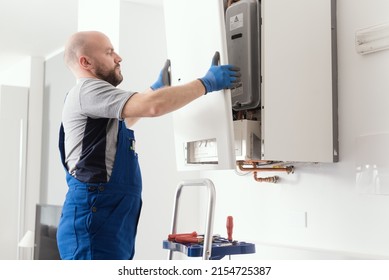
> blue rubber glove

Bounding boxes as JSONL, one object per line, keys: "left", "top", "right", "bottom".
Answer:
{"left": 199, "top": 52, "right": 241, "bottom": 94}
{"left": 150, "top": 59, "right": 171, "bottom": 90}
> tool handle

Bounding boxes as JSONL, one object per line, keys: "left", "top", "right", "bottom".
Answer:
{"left": 226, "top": 216, "right": 233, "bottom": 241}
{"left": 175, "top": 236, "right": 203, "bottom": 244}
{"left": 162, "top": 59, "right": 171, "bottom": 86}
{"left": 212, "top": 51, "right": 220, "bottom": 66}
{"left": 168, "top": 231, "right": 197, "bottom": 241}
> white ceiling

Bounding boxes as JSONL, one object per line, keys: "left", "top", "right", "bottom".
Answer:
{"left": 0, "top": 0, "right": 163, "bottom": 75}
{"left": 0, "top": 0, "right": 79, "bottom": 74}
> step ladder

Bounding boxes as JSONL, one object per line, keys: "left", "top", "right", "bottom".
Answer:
{"left": 167, "top": 179, "right": 216, "bottom": 260}
{"left": 164, "top": 178, "right": 256, "bottom": 260}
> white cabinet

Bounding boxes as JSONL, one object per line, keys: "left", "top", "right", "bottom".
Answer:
{"left": 164, "top": 0, "right": 236, "bottom": 171}
{"left": 163, "top": 0, "right": 338, "bottom": 171}
{"left": 261, "top": 0, "right": 338, "bottom": 162}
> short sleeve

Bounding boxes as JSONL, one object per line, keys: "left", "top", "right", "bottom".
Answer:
{"left": 79, "top": 79, "right": 135, "bottom": 119}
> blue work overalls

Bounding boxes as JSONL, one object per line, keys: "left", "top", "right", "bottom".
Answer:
{"left": 57, "top": 121, "right": 142, "bottom": 259}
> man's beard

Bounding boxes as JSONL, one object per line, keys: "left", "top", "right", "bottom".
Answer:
{"left": 95, "top": 65, "right": 123, "bottom": 87}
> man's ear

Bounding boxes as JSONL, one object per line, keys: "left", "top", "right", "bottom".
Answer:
{"left": 79, "top": 56, "right": 92, "bottom": 69}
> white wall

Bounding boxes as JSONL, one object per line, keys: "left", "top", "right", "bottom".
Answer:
{"left": 0, "top": 57, "right": 45, "bottom": 259}
{"left": 0, "top": 86, "right": 29, "bottom": 259}
{"left": 40, "top": 0, "right": 389, "bottom": 260}
{"left": 24, "top": 57, "right": 45, "bottom": 248}
{"left": 118, "top": 1, "right": 201, "bottom": 260}
{"left": 41, "top": 52, "right": 75, "bottom": 204}
{"left": 121, "top": 0, "right": 389, "bottom": 259}
{"left": 0, "top": 58, "right": 31, "bottom": 87}
{"left": 78, "top": 0, "right": 120, "bottom": 47}
{"left": 200, "top": 0, "right": 389, "bottom": 259}
{"left": 41, "top": 0, "right": 200, "bottom": 260}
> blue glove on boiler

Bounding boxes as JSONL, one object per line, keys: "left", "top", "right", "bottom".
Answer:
{"left": 199, "top": 52, "right": 241, "bottom": 94}
{"left": 150, "top": 59, "right": 171, "bottom": 90}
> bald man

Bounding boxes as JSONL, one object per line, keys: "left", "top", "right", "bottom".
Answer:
{"left": 56, "top": 31, "right": 240, "bottom": 260}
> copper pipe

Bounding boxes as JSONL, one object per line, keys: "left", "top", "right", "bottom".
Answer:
{"left": 253, "top": 173, "right": 278, "bottom": 183}
{"left": 237, "top": 160, "right": 294, "bottom": 174}
{"left": 236, "top": 160, "right": 294, "bottom": 183}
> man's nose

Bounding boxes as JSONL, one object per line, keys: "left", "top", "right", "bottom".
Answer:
{"left": 114, "top": 52, "right": 122, "bottom": 63}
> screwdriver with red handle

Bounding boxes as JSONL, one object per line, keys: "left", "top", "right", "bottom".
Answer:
{"left": 226, "top": 216, "right": 233, "bottom": 242}
{"left": 168, "top": 231, "right": 197, "bottom": 241}
{"left": 175, "top": 235, "right": 204, "bottom": 243}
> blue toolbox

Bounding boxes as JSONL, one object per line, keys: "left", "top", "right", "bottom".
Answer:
{"left": 163, "top": 237, "right": 255, "bottom": 260}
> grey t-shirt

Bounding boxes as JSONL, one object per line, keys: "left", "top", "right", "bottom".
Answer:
{"left": 62, "top": 78, "right": 136, "bottom": 183}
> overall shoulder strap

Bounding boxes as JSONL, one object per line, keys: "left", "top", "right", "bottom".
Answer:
{"left": 58, "top": 123, "right": 67, "bottom": 169}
